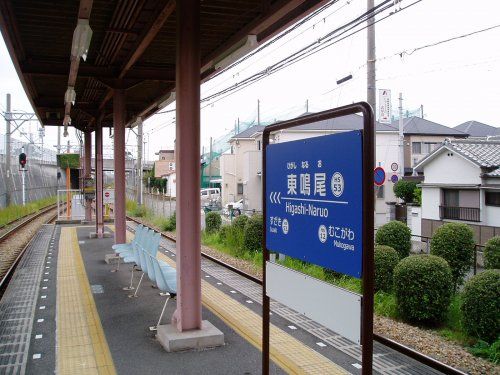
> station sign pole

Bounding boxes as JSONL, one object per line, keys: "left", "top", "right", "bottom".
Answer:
{"left": 262, "top": 102, "right": 374, "bottom": 374}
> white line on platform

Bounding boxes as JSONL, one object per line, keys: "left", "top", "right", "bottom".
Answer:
{"left": 288, "top": 325, "right": 297, "bottom": 330}
{"left": 282, "top": 197, "right": 348, "bottom": 205}
{"left": 41, "top": 295, "right": 47, "bottom": 299}
{"left": 39, "top": 306, "right": 46, "bottom": 310}
{"left": 316, "top": 342, "right": 326, "bottom": 347}
{"left": 37, "top": 319, "right": 44, "bottom": 323}
{"left": 352, "top": 363, "right": 362, "bottom": 369}
{"left": 35, "top": 334, "right": 43, "bottom": 339}
{"left": 33, "top": 354, "right": 41, "bottom": 359}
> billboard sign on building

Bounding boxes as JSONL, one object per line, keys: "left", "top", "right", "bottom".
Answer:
{"left": 379, "top": 89, "right": 392, "bottom": 124}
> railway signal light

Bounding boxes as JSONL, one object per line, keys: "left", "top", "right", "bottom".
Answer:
{"left": 19, "top": 152, "right": 27, "bottom": 168}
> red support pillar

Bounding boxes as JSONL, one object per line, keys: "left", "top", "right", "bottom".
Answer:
{"left": 172, "top": 0, "right": 202, "bottom": 331}
{"left": 84, "top": 131, "right": 92, "bottom": 222}
{"left": 95, "top": 120, "right": 104, "bottom": 238}
{"left": 113, "top": 89, "right": 127, "bottom": 245}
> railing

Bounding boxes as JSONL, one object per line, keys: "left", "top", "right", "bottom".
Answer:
{"left": 439, "top": 205, "right": 480, "bottom": 222}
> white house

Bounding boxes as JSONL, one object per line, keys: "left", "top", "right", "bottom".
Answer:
{"left": 415, "top": 139, "right": 500, "bottom": 244}
{"left": 220, "top": 114, "right": 400, "bottom": 226}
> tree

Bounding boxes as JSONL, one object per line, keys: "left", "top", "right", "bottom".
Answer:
{"left": 393, "top": 180, "right": 417, "bottom": 203}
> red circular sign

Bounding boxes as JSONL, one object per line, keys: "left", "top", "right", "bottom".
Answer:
{"left": 374, "top": 167, "right": 386, "bottom": 186}
{"left": 105, "top": 192, "right": 110, "bottom": 197}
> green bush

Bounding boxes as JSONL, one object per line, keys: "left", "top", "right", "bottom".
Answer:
{"left": 218, "top": 225, "right": 229, "bottom": 242}
{"left": 243, "top": 215, "right": 263, "bottom": 252}
{"left": 469, "top": 338, "right": 500, "bottom": 364}
{"left": 205, "top": 212, "right": 222, "bottom": 234}
{"left": 430, "top": 223, "right": 475, "bottom": 289}
{"left": 413, "top": 187, "right": 422, "bottom": 206}
{"left": 232, "top": 214, "right": 249, "bottom": 232}
{"left": 375, "top": 221, "right": 412, "bottom": 259}
{"left": 374, "top": 245, "right": 399, "bottom": 292}
{"left": 461, "top": 270, "right": 500, "bottom": 343}
{"left": 484, "top": 236, "right": 500, "bottom": 269}
{"left": 393, "top": 180, "right": 417, "bottom": 203}
{"left": 393, "top": 255, "right": 453, "bottom": 324}
{"left": 132, "top": 205, "right": 148, "bottom": 217}
{"left": 161, "top": 213, "right": 176, "bottom": 231}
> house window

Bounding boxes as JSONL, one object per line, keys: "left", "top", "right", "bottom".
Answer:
{"left": 237, "top": 183, "right": 244, "bottom": 195}
{"left": 485, "top": 191, "right": 500, "bottom": 206}
{"left": 375, "top": 185, "right": 385, "bottom": 199}
{"left": 442, "top": 189, "right": 459, "bottom": 207}
{"left": 412, "top": 142, "right": 421, "bottom": 154}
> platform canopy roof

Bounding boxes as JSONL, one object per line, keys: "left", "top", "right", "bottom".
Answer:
{"left": 0, "top": 0, "right": 326, "bottom": 132}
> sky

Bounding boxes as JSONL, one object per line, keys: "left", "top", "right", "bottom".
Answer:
{"left": 1, "top": 0, "right": 499, "bottom": 161}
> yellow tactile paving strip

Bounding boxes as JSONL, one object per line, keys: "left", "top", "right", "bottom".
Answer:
{"left": 155, "top": 250, "right": 347, "bottom": 374}
{"left": 56, "top": 227, "right": 116, "bottom": 375}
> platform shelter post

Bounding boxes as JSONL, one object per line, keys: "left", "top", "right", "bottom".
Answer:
{"left": 113, "top": 89, "right": 127, "bottom": 245}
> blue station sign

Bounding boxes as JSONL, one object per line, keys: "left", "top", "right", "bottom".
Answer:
{"left": 266, "top": 131, "right": 363, "bottom": 278}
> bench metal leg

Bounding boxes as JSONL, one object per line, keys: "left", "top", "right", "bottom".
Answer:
{"left": 149, "top": 294, "right": 170, "bottom": 331}
{"left": 123, "top": 266, "right": 136, "bottom": 291}
{"left": 110, "top": 255, "right": 120, "bottom": 273}
{"left": 129, "top": 272, "right": 144, "bottom": 298}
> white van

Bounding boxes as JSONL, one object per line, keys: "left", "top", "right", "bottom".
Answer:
{"left": 200, "top": 188, "right": 221, "bottom": 205}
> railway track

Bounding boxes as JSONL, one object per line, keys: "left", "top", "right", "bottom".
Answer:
{"left": 0, "top": 205, "right": 58, "bottom": 296}
{"left": 126, "top": 215, "right": 466, "bottom": 375}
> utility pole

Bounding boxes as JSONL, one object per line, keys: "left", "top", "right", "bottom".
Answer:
{"left": 5, "top": 94, "right": 11, "bottom": 206}
{"left": 137, "top": 118, "right": 143, "bottom": 205}
{"left": 306, "top": 99, "right": 309, "bottom": 113}
{"left": 399, "top": 93, "right": 405, "bottom": 178}
{"left": 367, "top": 0, "right": 376, "bottom": 112}
{"left": 208, "top": 136, "right": 213, "bottom": 188}
{"left": 257, "top": 99, "right": 260, "bottom": 126}
{"left": 20, "top": 146, "right": 26, "bottom": 206}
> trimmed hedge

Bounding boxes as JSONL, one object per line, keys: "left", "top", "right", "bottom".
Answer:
{"left": 393, "top": 255, "right": 453, "bottom": 324}
{"left": 218, "top": 225, "right": 230, "bottom": 242}
{"left": 243, "top": 215, "right": 263, "bottom": 252}
{"left": 430, "top": 223, "right": 475, "bottom": 289}
{"left": 374, "top": 245, "right": 399, "bottom": 292}
{"left": 375, "top": 221, "right": 412, "bottom": 259}
{"left": 461, "top": 270, "right": 500, "bottom": 343}
{"left": 484, "top": 236, "right": 500, "bottom": 269}
{"left": 205, "top": 212, "right": 222, "bottom": 234}
{"left": 232, "top": 215, "right": 249, "bottom": 232}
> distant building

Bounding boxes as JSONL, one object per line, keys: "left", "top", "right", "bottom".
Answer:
{"left": 391, "top": 117, "right": 468, "bottom": 175}
{"left": 220, "top": 114, "right": 400, "bottom": 226}
{"left": 454, "top": 120, "right": 500, "bottom": 139}
{"left": 415, "top": 139, "right": 500, "bottom": 244}
{"left": 155, "top": 149, "right": 175, "bottom": 178}
{"left": 164, "top": 171, "right": 177, "bottom": 198}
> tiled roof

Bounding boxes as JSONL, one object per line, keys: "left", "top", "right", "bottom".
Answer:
{"left": 447, "top": 140, "right": 500, "bottom": 168}
{"left": 454, "top": 121, "right": 500, "bottom": 137}
{"left": 484, "top": 169, "right": 500, "bottom": 178}
{"left": 392, "top": 117, "right": 468, "bottom": 136}
{"left": 414, "top": 139, "right": 500, "bottom": 175}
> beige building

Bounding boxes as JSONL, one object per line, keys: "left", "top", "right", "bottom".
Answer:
{"left": 154, "top": 149, "right": 175, "bottom": 178}
{"left": 220, "top": 114, "right": 401, "bottom": 226}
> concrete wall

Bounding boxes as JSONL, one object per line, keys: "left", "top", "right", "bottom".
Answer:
{"left": 0, "top": 154, "right": 62, "bottom": 208}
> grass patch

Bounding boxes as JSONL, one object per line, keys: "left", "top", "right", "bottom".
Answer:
{"left": 0, "top": 196, "right": 56, "bottom": 228}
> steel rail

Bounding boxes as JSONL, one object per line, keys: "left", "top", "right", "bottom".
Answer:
{"left": 0, "top": 204, "right": 57, "bottom": 243}
{"left": 0, "top": 209, "right": 58, "bottom": 298}
{"left": 125, "top": 215, "right": 467, "bottom": 375}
